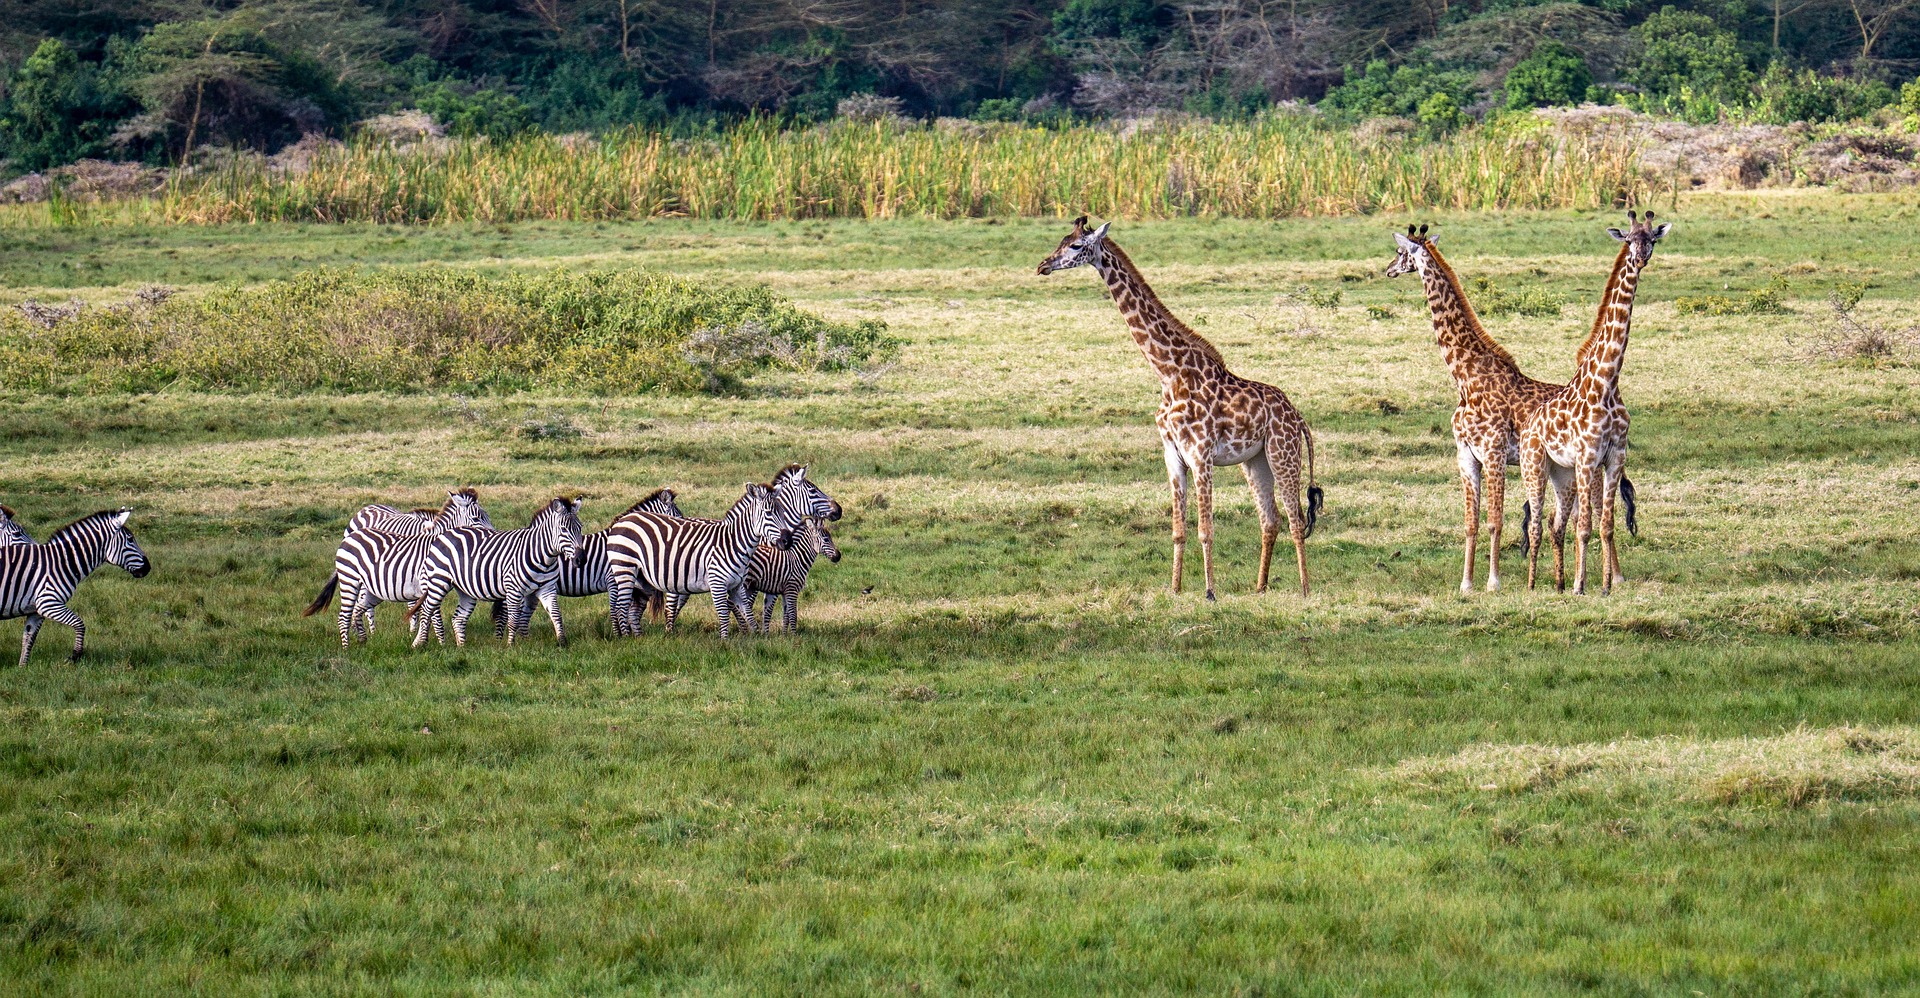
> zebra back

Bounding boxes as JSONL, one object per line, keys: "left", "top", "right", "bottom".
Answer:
{"left": 1, "top": 509, "right": 149, "bottom": 619}
{"left": 346, "top": 488, "right": 489, "bottom": 538}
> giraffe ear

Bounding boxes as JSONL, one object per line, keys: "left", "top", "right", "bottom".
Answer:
{"left": 1088, "top": 221, "right": 1110, "bottom": 243}
{"left": 1606, "top": 227, "right": 1628, "bottom": 241}
{"left": 1394, "top": 231, "right": 1417, "bottom": 250}
{"left": 1649, "top": 222, "right": 1671, "bottom": 240}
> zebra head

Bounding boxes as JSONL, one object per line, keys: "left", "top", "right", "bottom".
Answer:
{"left": 0, "top": 504, "right": 31, "bottom": 546}
{"left": 771, "top": 465, "right": 841, "bottom": 533}
{"left": 739, "top": 482, "right": 795, "bottom": 551}
{"left": 107, "top": 509, "right": 150, "bottom": 578}
{"left": 811, "top": 521, "right": 841, "bottom": 564}
{"left": 535, "top": 496, "right": 584, "bottom": 567}
{"left": 446, "top": 488, "right": 491, "bottom": 530}
{"left": 1036, "top": 215, "right": 1110, "bottom": 276}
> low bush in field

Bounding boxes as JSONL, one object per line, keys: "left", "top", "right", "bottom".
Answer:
{"left": 0, "top": 267, "right": 895, "bottom": 394}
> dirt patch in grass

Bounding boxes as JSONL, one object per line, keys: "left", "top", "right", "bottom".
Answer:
{"left": 1393, "top": 726, "right": 1920, "bottom": 808}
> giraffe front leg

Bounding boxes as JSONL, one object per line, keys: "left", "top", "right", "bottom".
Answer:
{"left": 1193, "top": 460, "right": 1217, "bottom": 601}
{"left": 1164, "top": 440, "right": 1189, "bottom": 594}
{"left": 18, "top": 613, "right": 42, "bottom": 667}
{"left": 1602, "top": 454, "right": 1627, "bottom": 592}
{"left": 1457, "top": 444, "right": 1483, "bottom": 594}
{"left": 1548, "top": 464, "right": 1574, "bottom": 592}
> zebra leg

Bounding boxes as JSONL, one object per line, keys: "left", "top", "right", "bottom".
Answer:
{"left": 335, "top": 582, "right": 358, "bottom": 648}
{"left": 412, "top": 582, "right": 447, "bottom": 648}
{"left": 663, "top": 592, "right": 684, "bottom": 633}
{"left": 18, "top": 613, "right": 42, "bottom": 667}
{"left": 453, "top": 594, "right": 476, "bottom": 647}
{"left": 756, "top": 592, "right": 774, "bottom": 633}
{"left": 783, "top": 589, "right": 799, "bottom": 633}
{"left": 711, "top": 582, "right": 736, "bottom": 639}
{"left": 732, "top": 585, "right": 760, "bottom": 636}
{"left": 538, "top": 585, "right": 565, "bottom": 647}
{"left": 36, "top": 599, "right": 85, "bottom": 662}
{"left": 492, "top": 600, "right": 509, "bottom": 639}
{"left": 608, "top": 581, "right": 633, "bottom": 637}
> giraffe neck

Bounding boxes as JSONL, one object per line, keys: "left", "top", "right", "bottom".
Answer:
{"left": 1414, "top": 246, "right": 1522, "bottom": 389}
{"left": 1090, "top": 241, "right": 1228, "bottom": 389}
{"left": 1569, "top": 243, "right": 1643, "bottom": 396}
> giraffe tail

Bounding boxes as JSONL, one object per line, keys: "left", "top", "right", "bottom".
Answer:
{"left": 302, "top": 574, "right": 337, "bottom": 617}
{"left": 1520, "top": 503, "right": 1532, "bottom": 553}
{"left": 1301, "top": 423, "right": 1324, "bottom": 540}
{"left": 1620, "top": 477, "right": 1638, "bottom": 536}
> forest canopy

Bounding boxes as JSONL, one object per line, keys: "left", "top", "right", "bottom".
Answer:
{"left": 2, "top": 0, "right": 1918, "bottom": 170}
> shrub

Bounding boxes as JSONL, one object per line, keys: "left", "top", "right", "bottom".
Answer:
{"left": 1676, "top": 275, "right": 1791, "bottom": 316}
{"left": 1416, "top": 92, "right": 1467, "bottom": 138}
{"left": 1320, "top": 60, "right": 1480, "bottom": 125}
{"left": 0, "top": 39, "right": 136, "bottom": 171}
{"left": 1469, "top": 276, "right": 1567, "bottom": 317}
{"left": 1627, "top": 7, "right": 1752, "bottom": 108}
{"left": 0, "top": 268, "right": 897, "bottom": 395}
{"left": 1747, "top": 66, "right": 1896, "bottom": 125}
{"left": 415, "top": 83, "right": 536, "bottom": 141}
{"left": 1504, "top": 43, "right": 1594, "bottom": 111}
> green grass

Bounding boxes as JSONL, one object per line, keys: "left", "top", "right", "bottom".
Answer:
{"left": 3, "top": 192, "right": 1919, "bottom": 994}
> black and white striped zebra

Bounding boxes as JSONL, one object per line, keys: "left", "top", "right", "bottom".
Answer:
{"left": 744, "top": 520, "right": 840, "bottom": 633}
{"left": 410, "top": 497, "right": 584, "bottom": 648}
{"left": 1, "top": 505, "right": 32, "bottom": 547}
{"left": 492, "top": 488, "right": 686, "bottom": 636}
{"left": 1, "top": 509, "right": 150, "bottom": 666}
{"left": 304, "top": 490, "right": 494, "bottom": 646}
{"left": 605, "top": 482, "right": 791, "bottom": 639}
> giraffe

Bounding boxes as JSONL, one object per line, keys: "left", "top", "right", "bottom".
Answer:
{"left": 1522, "top": 210, "right": 1669, "bottom": 595}
{"left": 1037, "top": 216, "right": 1323, "bottom": 598}
{"left": 1385, "top": 224, "right": 1568, "bottom": 593}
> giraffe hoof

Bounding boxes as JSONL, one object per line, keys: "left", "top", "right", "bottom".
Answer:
{"left": 1205, "top": 590, "right": 1216, "bottom": 602}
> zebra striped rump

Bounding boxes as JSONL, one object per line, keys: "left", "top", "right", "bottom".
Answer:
{"left": 1, "top": 508, "right": 150, "bottom": 666}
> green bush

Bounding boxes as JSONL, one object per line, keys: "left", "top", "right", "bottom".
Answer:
{"left": 1627, "top": 7, "right": 1752, "bottom": 112}
{"left": 0, "top": 39, "right": 136, "bottom": 170}
{"left": 1416, "top": 92, "right": 1467, "bottom": 138}
{"left": 1504, "top": 42, "right": 1593, "bottom": 111}
{"left": 1676, "top": 275, "right": 1791, "bottom": 316}
{"left": 0, "top": 268, "right": 897, "bottom": 395}
{"left": 1320, "top": 60, "right": 1480, "bottom": 125}
{"left": 1747, "top": 65, "right": 1895, "bottom": 125}
{"left": 1469, "top": 276, "right": 1567, "bottom": 317}
{"left": 416, "top": 83, "right": 536, "bottom": 141}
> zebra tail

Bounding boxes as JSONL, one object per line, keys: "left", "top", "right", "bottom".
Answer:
{"left": 302, "top": 574, "right": 338, "bottom": 617}
{"left": 1620, "top": 477, "right": 1638, "bottom": 537}
{"left": 1301, "top": 423, "right": 1324, "bottom": 540}
{"left": 405, "top": 593, "right": 427, "bottom": 624}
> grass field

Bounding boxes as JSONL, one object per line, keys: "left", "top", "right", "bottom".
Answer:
{"left": 2, "top": 192, "right": 1919, "bottom": 994}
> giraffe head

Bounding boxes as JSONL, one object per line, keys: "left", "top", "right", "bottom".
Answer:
{"left": 1385, "top": 223, "right": 1438, "bottom": 279}
{"left": 1607, "top": 210, "right": 1670, "bottom": 270}
{"left": 1036, "top": 215, "right": 1111, "bottom": 275}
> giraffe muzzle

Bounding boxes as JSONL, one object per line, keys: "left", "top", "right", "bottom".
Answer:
{"left": 1036, "top": 263, "right": 1052, "bottom": 276}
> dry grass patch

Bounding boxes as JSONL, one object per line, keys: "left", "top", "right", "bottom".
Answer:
{"left": 1394, "top": 725, "right": 1920, "bottom": 808}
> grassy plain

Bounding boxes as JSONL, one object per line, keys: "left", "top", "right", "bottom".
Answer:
{"left": 1, "top": 192, "right": 1918, "bottom": 994}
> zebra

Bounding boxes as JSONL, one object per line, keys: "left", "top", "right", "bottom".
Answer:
{"left": 346, "top": 488, "right": 495, "bottom": 538}
{"left": 303, "top": 490, "right": 493, "bottom": 646}
{"left": 605, "top": 482, "right": 791, "bottom": 639}
{"left": 1, "top": 505, "right": 32, "bottom": 546}
{"left": 493, "top": 488, "right": 685, "bottom": 637}
{"left": 1, "top": 509, "right": 150, "bottom": 666}
{"left": 743, "top": 519, "right": 841, "bottom": 633}
{"left": 410, "top": 497, "right": 584, "bottom": 648}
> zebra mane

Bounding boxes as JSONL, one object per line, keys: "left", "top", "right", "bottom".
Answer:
{"left": 454, "top": 487, "right": 479, "bottom": 498}
{"left": 410, "top": 507, "right": 441, "bottom": 515}
{"left": 620, "top": 488, "right": 674, "bottom": 516}
{"left": 45, "top": 509, "right": 125, "bottom": 544}
{"left": 1, "top": 504, "right": 13, "bottom": 517}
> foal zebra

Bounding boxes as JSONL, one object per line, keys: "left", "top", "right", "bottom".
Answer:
{"left": 1, "top": 509, "right": 150, "bottom": 666}
{"left": 410, "top": 497, "right": 584, "bottom": 648}
{"left": 743, "top": 520, "right": 841, "bottom": 633}
{"left": 304, "top": 490, "right": 493, "bottom": 646}
{"left": 605, "top": 483, "right": 791, "bottom": 639}
{"left": 1, "top": 505, "right": 31, "bottom": 546}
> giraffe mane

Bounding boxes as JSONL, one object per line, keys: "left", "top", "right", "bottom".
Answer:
{"left": 1419, "top": 239, "right": 1519, "bottom": 369}
{"left": 1100, "top": 241, "right": 1228, "bottom": 368}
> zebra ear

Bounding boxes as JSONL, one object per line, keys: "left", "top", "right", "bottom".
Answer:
{"left": 111, "top": 509, "right": 131, "bottom": 527}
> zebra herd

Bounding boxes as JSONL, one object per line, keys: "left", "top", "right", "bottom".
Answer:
{"left": 303, "top": 464, "right": 845, "bottom": 648}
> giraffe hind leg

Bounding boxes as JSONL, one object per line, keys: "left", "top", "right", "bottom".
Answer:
{"left": 1241, "top": 457, "right": 1281, "bottom": 595}
{"left": 1164, "top": 441, "right": 1189, "bottom": 594}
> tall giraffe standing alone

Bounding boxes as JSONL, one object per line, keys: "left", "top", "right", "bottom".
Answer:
{"left": 1386, "top": 225, "right": 1570, "bottom": 592}
{"left": 1038, "top": 217, "right": 1323, "bottom": 598}
{"left": 1522, "top": 211, "right": 1669, "bottom": 595}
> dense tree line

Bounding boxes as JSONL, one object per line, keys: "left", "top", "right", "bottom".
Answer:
{"left": 2, "top": 0, "right": 1917, "bottom": 171}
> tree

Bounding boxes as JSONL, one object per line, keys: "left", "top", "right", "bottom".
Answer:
{"left": 0, "top": 38, "right": 133, "bottom": 169}
{"left": 1504, "top": 41, "right": 1592, "bottom": 109}
{"left": 1627, "top": 6, "right": 1752, "bottom": 103}
{"left": 1841, "top": 0, "right": 1920, "bottom": 67}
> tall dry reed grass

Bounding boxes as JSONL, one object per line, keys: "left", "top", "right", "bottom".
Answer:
{"left": 163, "top": 116, "right": 1648, "bottom": 224}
